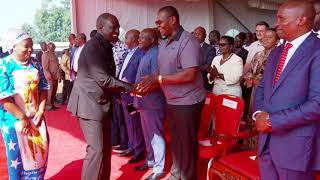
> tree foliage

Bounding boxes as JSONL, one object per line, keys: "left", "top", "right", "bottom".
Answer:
{"left": 22, "top": 0, "right": 71, "bottom": 43}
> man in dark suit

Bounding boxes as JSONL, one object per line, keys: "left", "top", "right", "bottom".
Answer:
{"left": 67, "top": 13, "right": 133, "bottom": 180}
{"left": 254, "top": 1, "right": 320, "bottom": 179}
{"left": 193, "top": 26, "right": 216, "bottom": 91}
{"left": 118, "top": 29, "right": 145, "bottom": 163}
{"left": 35, "top": 42, "right": 47, "bottom": 64}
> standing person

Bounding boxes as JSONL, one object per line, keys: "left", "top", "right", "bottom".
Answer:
{"left": 110, "top": 21, "right": 128, "bottom": 149}
{"left": 0, "top": 28, "right": 49, "bottom": 180}
{"left": 193, "top": 26, "right": 216, "bottom": 92}
{"left": 244, "top": 21, "right": 269, "bottom": 73}
{"left": 243, "top": 32, "right": 255, "bottom": 49}
{"left": 254, "top": 1, "right": 320, "bottom": 179}
{"left": 117, "top": 29, "right": 145, "bottom": 163}
{"left": 90, "top": 30, "right": 97, "bottom": 39}
{"left": 42, "top": 42, "right": 60, "bottom": 111}
{"left": 208, "top": 30, "right": 221, "bottom": 56}
{"left": 67, "top": 13, "right": 133, "bottom": 180}
{"left": 137, "top": 6, "right": 206, "bottom": 179}
{"left": 234, "top": 34, "right": 249, "bottom": 64}
{"left": 70, "top": 33, "right": 87, "bottom": 80}
{"left": 134, "top": 28, "right": 166, "bottom": 180}
{"left": 59, "top": 48, "right": 72, "bottom": 104}
{"left": 36, "top": 42, "right": 47, "bottom": 64}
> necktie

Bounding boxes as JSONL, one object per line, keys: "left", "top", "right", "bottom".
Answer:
{"left": 273, "top": 43, "right": 293, "bottom": 85}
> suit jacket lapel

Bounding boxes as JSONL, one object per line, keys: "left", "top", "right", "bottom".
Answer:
{"left": 272, "top": 33, "right": 316, "bottom": 95}
{"left": 122, "top": 49, "right": 139, "bottom": 76}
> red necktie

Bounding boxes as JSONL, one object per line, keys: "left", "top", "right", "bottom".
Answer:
{"left": 273, "top": 43, "right": 293, "bottom": 85}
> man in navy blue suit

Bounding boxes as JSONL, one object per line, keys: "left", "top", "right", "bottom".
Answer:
{"left": 254, "top": 1, "right": 320, "bottom": 179}
{"left": 118, "top": 29, "right": 145, "bottom": 164}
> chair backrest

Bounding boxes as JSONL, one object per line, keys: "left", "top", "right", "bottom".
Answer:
{"left": 198, "top": 92, "right": 216, "bottom": 140}
{"left": 214, "top": 94, "right": 244, "bottom": 137}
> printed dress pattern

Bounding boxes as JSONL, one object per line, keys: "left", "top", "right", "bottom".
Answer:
{"left": 0, "top": 56, "right": 49, "bottom": 180}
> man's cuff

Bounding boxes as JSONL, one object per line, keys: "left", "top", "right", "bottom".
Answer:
{"left": 252, "top": 111, "right": 262, "bottom": 121}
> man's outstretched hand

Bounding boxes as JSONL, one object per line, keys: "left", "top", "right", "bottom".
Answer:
{"left": 136, "top": 74, "right": 159, "bottom": 94}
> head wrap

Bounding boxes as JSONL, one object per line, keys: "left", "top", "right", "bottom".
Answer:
{"left": 1, "top": 28, "right": 31, "bottom": 54}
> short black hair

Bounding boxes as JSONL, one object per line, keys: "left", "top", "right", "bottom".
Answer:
{"left": 221, "top": 36, "right": 234, "bottom": 45}
{"left": 90, "top": 30, "right": 97, "bottom": 38}
{"left": 256, "top": 21, "right": 270, "bottom": 29}
{"left": 210, "top": 30, "right": 220, "bottom": 38}
{"left": 237, "top": 32, "right": 247, "bottom": 41}
{"left": 158, "top": 6, "right": 180, "bottom": 23}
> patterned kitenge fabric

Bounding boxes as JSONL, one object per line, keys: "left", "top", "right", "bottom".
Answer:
{"left": 0, "top": 56, "right": 49, "bottom": 180}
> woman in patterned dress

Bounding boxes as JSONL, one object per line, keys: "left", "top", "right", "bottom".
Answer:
{"left": 0, "top": 29, "right": 49, "bottom": 179}
{"left": 243, "top": 29, "right": 279, "bottom": 150}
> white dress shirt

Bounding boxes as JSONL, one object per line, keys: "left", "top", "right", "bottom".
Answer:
{"left": 119, "top": 47, "right": 138, "bottom": 81}
{"left": 73, "top": 44, "right": 85, "bottom": 72}
{"left": 245, "top": 40, "right": 264, "bottom": 64}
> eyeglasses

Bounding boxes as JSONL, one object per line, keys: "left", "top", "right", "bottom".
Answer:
{"left": 219, "top": 43, "right": 230, "bottom": 47}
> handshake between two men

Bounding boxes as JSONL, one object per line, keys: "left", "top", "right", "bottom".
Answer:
{"left": 125, "top": 74, "right": 160, "bottom": 98}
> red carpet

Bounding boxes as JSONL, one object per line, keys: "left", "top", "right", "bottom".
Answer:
{"left": 0, "top": 105, "right": 207, "bottom": 180}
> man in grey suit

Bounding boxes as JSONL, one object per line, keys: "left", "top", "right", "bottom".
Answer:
{"left": 193, "top": 26, "right": 216, "bottom": 91}
{"left": 67, "top": 13, "right": 133, "bottom": 180}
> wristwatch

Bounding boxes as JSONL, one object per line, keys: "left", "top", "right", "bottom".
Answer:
{"left": 158, "top": 75, "right": 163, "bottom": 84}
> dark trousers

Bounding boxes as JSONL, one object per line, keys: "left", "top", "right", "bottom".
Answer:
{"left": 79, "top": 117, "right": 111, "bottom": 180}
{"left": 167, "top": 101, "right": 204, "bottom": 180}
{"left": 241, "top": 83, "right": 252, "bottom": 120}
{"left": 61, "top": 80, "right": 73, "bottom": 102}
{"left": 47, "top": 79, "right": 58, "bottom": 107}
{"left": 111, "top": 96, "right": 128, "bottom": 147}
{"left": 259, "top": 137, "right": 315, "bottom": 180}
{"left": 121, "top": 99, "right": 145, "bottom": 156}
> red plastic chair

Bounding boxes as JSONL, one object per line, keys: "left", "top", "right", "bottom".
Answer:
{"left": 209, "top": 150, "right": 260, "bottom": 180}
{"left": 198, "top": 92, "right": 216, "bottom": 140}
{"left": 199, "top": 94, "right": 251, "bottom": 179}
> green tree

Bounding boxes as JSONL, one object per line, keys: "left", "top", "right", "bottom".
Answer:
{"left": 34, "top": 0, "right": 71, "bottom": 42}
{"left": 21, "top": 23, "right": 41, "bottom": 44}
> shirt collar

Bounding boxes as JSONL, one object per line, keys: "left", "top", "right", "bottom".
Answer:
{"left": 287, "top": 31, "right": 311, "bottom": 48}
{"left": 200, "top": 42, "right": 204, "bottom": 47}
{"left": 172, "top": 26, "right": 184, "bottom": 41}
{"left": 128, "top": 46, "right": 138, "bottom": 53}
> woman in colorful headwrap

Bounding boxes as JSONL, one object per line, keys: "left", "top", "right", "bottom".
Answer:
{"left": 0, "top": 28, "right": 49, "bottom": 179}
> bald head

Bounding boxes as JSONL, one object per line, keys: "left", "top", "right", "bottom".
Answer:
{"left": 138, "top": 28, "right": 158, "bottom": 51}
{"left": 125, "top": 29, "right": 140, "bottom": 49}
{"left": 276, "top": 0, "right": 315, "bottom": 41}
{"left": 96, "top": 13, "right": 120, "bottom": 42}
{"left": 193, "top": 26, "right": 206, "bottom": 43}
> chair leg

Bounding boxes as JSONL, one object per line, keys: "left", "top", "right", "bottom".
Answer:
{"left": 207, "top": 158, "right": 214, "bottom": 180}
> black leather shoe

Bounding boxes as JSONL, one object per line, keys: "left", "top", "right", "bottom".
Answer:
{"left": 144, "top": 172, "right": 165, "bottom": 180}
{"left": 128, "top": 153, "right": 144, "bottom": 164}
{"left": 134, "top": 164, "right": 149, "bottom": 171}
{"left": 119, "top": 150, "right": 133, "bottom": 157}
{"left": 113, "top": 145, "right": 129, "bottom": 153}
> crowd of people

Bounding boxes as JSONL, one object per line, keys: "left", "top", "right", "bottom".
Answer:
{"left": 0, "top": 0, "right": 320, "bottom": 180}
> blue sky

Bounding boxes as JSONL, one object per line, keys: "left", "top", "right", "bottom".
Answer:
{"left": 0, "top": 0, "right": 42, "bottom": 34}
